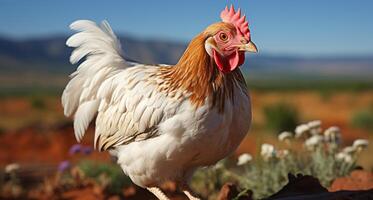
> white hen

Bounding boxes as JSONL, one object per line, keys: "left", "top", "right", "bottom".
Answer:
{"left": 62, "top": 5, "right": 257, "bottom": 200}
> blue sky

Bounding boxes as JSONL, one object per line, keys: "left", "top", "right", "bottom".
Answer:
{"left": 1, "top": 0, "right": 373, "bottom": 56}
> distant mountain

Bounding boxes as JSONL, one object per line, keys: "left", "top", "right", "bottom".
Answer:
{"left": 0, "top": 35, "right": 372, "bottom": 87}
{"left": 0, "top": 35, "right": 187, "bottom": 75}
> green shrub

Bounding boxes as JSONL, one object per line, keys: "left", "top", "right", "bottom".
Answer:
{"left": 0, "top": 126, "right": 4, "bottom": 135}
{"left": 319, "top": 90, "right": 332, "bottom": 102}
{"left": 191, "top": 121, "right": 368, "bottom": 199}
{"left": 77, "top": 160, "right": 132, "bottom": 194}
{"left": 351, "top": 110, "right": 373, "bottom": 131}
{"left": 191, "top": 160, "right": 233, "bottom": 200}
{"left": 263, "top": 102, "right": 299, "bottom": 132}
{"left": 233, "top": 147, "right": 355, "bottom": 199}
{"left": 29, "top": 97, "right": 46, "bottom": 110}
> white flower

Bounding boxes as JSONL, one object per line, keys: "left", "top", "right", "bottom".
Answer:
{"left": 353, "top": 139, "right": 369, "bottom": 149}
{"left": 325, "top": 126, "right": 340, "bottom": 134}
{"left": 295, "top": 124, "right": 310, "bottom": 138}
{"left": 308, "top": 120, "right": 321, "bottom": 129}
{"left": 305, "top": 135, "right": 324, "bottom": 149}
{"left": 5, "top": 163, "right": 20, "bottom": 173}
{"left": 276, "top": 149, "right": 290, "bottom": 159}
{"left": 344, "top": 155, "right": 353, "bottom": 163}
{"left": 308, "top": 120, "right": 322, "bottom": 135}
{"left": 335, "top": 152, "right": 344, "bottom": 160}
{"left": 261, "top": 143, "right": 276, "bottom": 160}
{"left": 278, "top": 131, "right": 293, "bottom": 141}
{"left": 342, "top": 146, "right": 356, "bottom": 154}
{"left": 336, "top": 152, "right": 353, "bottom": 163}
{"left": 324, "top": 126, "right": 341, "bottom": 144}
{"left": 237, "top": 153, "right": 252, "bottom": 166}
{"left": 214, "top": 160, "right": 225, "bottom": 169}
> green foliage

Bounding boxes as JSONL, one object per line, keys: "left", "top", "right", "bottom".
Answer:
{"left": 244, "top": 77, "right": 373, "bottom": 92}
{"left": 351, "top": 109, "right": 373, "bottom": 131}
{"left": 29, "top": 96, "right": 46, "bottom": 110}
{"left": 319, "top": 90, "right": 332, "bottom": 102}
{"left": 191, "top": 122, "right": 367, "bottom": 199}
{"left": 191, "top": 160, "right": 233, "bottom": 200}
{"left": 0, "top": 86, "right": 62, "bottom": 98}
{"left": 263, "top": 102, "right": 299, "bottom": 132}
{"left": 234, "top": 147, "right": 355, "bottom": 199}
{"left": 0, "top": 126, "right": 4, "bottom": 135}
{"left": 77, "top": 160, "right": 132, "bottom": 194}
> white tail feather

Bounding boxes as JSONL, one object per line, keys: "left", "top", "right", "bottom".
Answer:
{"left": 73, "top": 100, "right": 99, "bottom": 142}
{"left": 62, "top": 20, "right": 128, "bottom": 142}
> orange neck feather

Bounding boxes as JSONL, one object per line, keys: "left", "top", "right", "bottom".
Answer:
{"left": 160, "top": 33, "right": 247, "bottom": 111}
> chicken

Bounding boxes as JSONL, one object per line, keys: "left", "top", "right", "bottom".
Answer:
{"left": 62, "top": 5, "right": 257, "bottom": 200}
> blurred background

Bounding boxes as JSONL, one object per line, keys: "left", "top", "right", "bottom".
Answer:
{"left": 0, "top": 0, "right": 372, "bottom": 199}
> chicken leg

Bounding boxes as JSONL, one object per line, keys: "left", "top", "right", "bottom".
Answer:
{"left": 147, "top": 187, "right": 170, "bottom": 200}
{"left": 181, "top": 184, "right": 201, "bottom": 200}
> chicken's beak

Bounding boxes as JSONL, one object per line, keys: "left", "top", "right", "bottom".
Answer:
{"left": 239, "top": 41, "right": 258, "bottom": 53}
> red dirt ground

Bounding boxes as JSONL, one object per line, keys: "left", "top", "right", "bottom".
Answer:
{"left": 0, "top": 124, "right": 110, "bottom": 165}
{"left": 330, "top": 170, "right": 373, "bottom": 192}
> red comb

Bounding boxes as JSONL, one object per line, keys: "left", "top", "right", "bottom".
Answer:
{"left": 220, "top": 5, "right": 250, "bottom": 40}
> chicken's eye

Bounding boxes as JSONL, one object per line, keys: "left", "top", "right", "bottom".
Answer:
{"left": 219, "top": 32, "right": 229, "bottom": 42}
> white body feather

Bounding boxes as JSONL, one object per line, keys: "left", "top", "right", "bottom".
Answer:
{"left": 62, "top": 20, "right": 251, "bottom": 187}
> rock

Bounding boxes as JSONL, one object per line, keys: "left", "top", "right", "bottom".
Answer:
{"left": 268, "top": 173, "right": 328, "bottom": 199}
{"left": 330, "top": 170, "right": 373, "bottom": 192}
{"left": 266, "top": 173, "right": 373, "bottom": 200}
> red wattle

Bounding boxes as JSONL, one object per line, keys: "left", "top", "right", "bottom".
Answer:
{"left": 213, "top": 49, "right": 245, "bottom": 73}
